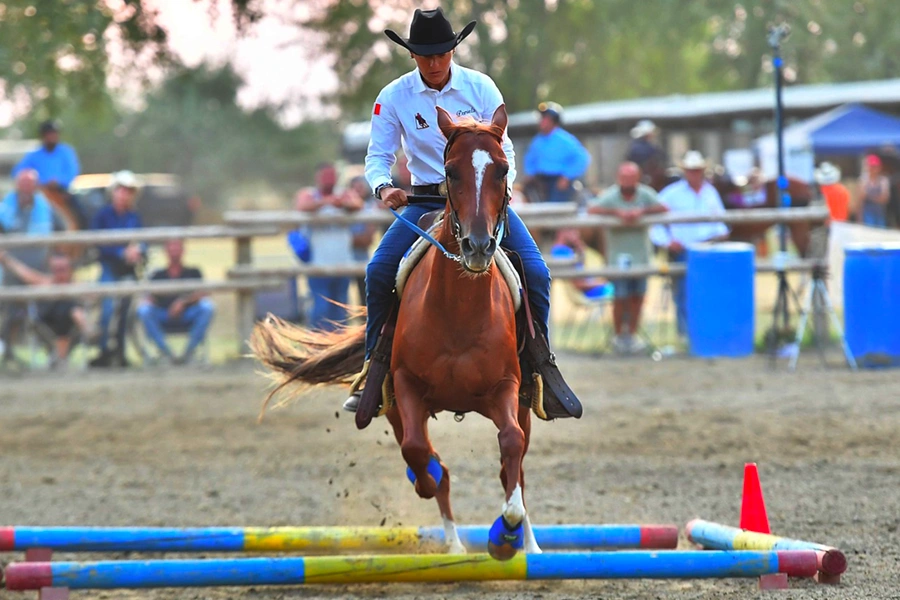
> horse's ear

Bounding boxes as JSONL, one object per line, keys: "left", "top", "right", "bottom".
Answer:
{"left": 491, "top": 104, "right": 508, "bottom": 134}
{"left": 436, "top": 106, "right": 455, "bottom": 138}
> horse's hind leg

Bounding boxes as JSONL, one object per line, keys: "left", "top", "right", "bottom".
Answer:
{"left": 392, "top": 372, "right": 465, "bottom": 554}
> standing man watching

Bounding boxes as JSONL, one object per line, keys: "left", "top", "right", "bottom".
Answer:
{"left": 523, "top": 102, "right": 591, "bottom": 203}
{"left": 650, "top": 151, "right": 729, "bottom": 337}
{"left": 346, "top": 7, "right": 580, "bottom": 420}
{"left": 295, "top": 163, "right": 364, "bottom": 330}
{"left": 626, "top": 119, "right": 669, "bottom": 189}
{"left": 90, "top": 170, "right": 144, "bottom": 368}
{"left": 13, "top": 120, "right": 82, "bottom": 226}
{"left": 589, "top": 162, "right": 667, "bottom": 353}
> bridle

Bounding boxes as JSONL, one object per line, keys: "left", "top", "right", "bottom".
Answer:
{"left": 442, "top": 128, "right": 511, "bottom": 249}
{"left": 388, "top": 127, "right": 510, "bottom": 266}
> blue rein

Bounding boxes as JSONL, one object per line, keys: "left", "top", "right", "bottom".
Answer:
{"left": 389, "top": 206, "right": 462, "bottom": 263}
{"left": 389, "top": 193, "right": 505, "bottom": 263}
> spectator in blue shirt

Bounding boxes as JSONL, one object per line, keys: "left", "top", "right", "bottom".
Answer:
{"left": 0, "top": 169, "right": 64, "bottom": 362}
{"left": 13, "top": 120, "right": 84, "bottom": 225}
{"left": 89, "top": 170, "right": 144, "bottom": 368}
{"left": 523, "top": 102, "right": 591, "bottom": 203}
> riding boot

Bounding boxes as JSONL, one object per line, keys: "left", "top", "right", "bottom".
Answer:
{"left": 345, "top": 304, "right": 398, "bottom": 429}
{"left": 520, "top": 318, "right": 583, "bottom": 421}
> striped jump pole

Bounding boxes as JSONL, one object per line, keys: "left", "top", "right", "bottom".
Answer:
{"left": 4, "top": 551, "right": 820, "bottom": 590}
{"left": 0, "top": 524, "right": 677, "bottom": 554}
{"left": 686, "top": 519, "right": 847, "bottom": 584}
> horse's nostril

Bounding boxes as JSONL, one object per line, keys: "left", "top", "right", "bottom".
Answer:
{"left": 462, "top": 236, "right": 495, "bottom": 256}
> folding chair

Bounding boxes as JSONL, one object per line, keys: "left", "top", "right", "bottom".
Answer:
{"left": 556, "top": 279, "right": 615, "bottom": 354}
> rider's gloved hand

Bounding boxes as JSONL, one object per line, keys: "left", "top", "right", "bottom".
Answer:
{"left": 379, "top": 187, "right": 408, "bottom": 210}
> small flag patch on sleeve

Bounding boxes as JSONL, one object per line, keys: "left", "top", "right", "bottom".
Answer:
{"left": 374, "top": 103, "right": 381, "bottom": 115}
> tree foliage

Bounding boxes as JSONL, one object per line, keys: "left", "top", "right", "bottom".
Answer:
{"left": 38, "top": 63, "right": 339, "bottom": 207}
{"left": 0, "top": 0, "right": 169, "bottom": 119}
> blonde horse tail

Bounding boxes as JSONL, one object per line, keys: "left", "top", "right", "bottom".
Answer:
{"left": 250, "top": 309, "right": 367, "bottom": 417}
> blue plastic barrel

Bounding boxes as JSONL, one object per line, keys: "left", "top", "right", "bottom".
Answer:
{"left": 686, "top": 242, "right": 755, "bottom": 357}
{"left": 844, "top": 242, "right": 900, "bottom": 367}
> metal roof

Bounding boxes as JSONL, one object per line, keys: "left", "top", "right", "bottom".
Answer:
{"left": 343, "top": 78, "right": 900, "bottom": 152}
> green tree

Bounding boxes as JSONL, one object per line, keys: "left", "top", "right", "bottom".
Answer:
{"left": 0, "top": 0, "right": 168, "bottom": 119}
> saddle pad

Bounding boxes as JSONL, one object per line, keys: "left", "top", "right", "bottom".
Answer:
{"left": 396, "top": 220, "right": 522, "bottom": 312}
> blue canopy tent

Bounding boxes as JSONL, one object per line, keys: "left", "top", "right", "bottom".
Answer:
{"left": 756, "top": 104, "right": 900, "bottom": 180}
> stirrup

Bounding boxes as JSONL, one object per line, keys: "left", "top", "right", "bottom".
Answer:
{"left": 343, "top": 391, "right": 361, "bottom": 413}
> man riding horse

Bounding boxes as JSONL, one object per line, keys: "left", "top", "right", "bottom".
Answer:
{"left": 345, "top": 8, "right": 581, "bottom": 420}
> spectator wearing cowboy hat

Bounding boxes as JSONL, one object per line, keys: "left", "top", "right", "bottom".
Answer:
{"left": 626, "top": 119, "right": 668, "bottom": 186}
{"left": 523, "top": 102, "right": 591, "bottom": 203}
{"left": 650, "top": 151, "right": 729, "bottom": 337}
{"left": 814, "top": 162, "right": 849, "bottom": 223}
{"left": 89, "top": 170, "right": 145, "bottom": 368}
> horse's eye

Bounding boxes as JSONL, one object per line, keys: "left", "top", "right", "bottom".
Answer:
{"left": 496, "top": 165, "right": 509, "bottom": 179}
{"left": 445, "top": 167, "right": 458, "bottom": 181}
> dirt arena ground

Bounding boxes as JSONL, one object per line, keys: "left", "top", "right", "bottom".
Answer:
{"left": 1, "top": 354, "right": 898, "bottom": 599}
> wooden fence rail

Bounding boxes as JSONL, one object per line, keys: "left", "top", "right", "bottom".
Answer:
{"left": 223, "top": 206, "right": 829, "bottom": 230}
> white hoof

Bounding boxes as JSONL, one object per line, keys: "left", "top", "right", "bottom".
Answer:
{"left": 523, "top": 515, "right": 542, "bottom": 554}
{"left": 442, "top": 516, "right": 466, "bottom": 555}
{"left": 447, "top": 540, "right": 467, "bottom": 555}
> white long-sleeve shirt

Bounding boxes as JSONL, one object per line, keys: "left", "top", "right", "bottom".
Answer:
{"left": 364, "top": 64, "right": 517, "bottom": 194}
{"left": 649, "top": 179, "right": 730, "bottom": 248}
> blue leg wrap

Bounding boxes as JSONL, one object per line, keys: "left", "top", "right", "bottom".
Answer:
{"left": 406, "top": 456, "right": 443, "bottom": 488}
{"left": 487, "top": 515, "right": 524, "bottom": 560}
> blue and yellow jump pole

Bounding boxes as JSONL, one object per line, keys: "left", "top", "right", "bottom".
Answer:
{"left": 0, "top": 524, "right": 677, "bottom": 553}
{"left": 4, "top": 550, "right": 819, "bottom": 590}
{"left": 686, "top": 519, "right": 846, "bottom": 583}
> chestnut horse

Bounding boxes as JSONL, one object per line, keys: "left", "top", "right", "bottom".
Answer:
{"left": 710, "top": 173, "right": 813, "bottom": 257}
{"left": 253, "top": 105, "right": 540, "bottom": 559}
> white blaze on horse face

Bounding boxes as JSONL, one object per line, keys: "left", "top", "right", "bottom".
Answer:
{"left": 471, "top": 148, "right": 493, "bottom": 216}
{"left": 502, "top": 483, "right": 526, "bottom": 526}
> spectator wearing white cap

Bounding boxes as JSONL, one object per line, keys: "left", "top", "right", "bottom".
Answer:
{"left": 523, "top": 102, "right": 591, "bottom": 203}
{"left": 626, "top": 119, "right": 668, "bottom": 187}
{"left": 650, "top": 151, "right": 729, "bottom": 336}
{"left": 814, "top": 162, "right": 849, "bottom": 224}
{"left": 89, "top": 170, "right": 145, "bottom": 368}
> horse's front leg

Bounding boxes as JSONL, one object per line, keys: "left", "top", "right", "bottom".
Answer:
{"left": 485, "top": 379, "right": 532, "bottom": 560}
{"left": 393, "top": 369, "right": 465, "bottom": 555}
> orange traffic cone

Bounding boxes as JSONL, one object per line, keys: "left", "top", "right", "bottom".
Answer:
{"left": 740, "top": 463, "right": 787, "bottom": 590}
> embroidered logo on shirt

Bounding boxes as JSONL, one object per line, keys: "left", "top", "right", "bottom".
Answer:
{"left": 415, "top": 113, "right": 429, "bottom": 130}
{"left": 456, "top": 108, "right": 476, "bottom": 117}
{"left": 373, "top": 103, "right": 382, "bottom": 116}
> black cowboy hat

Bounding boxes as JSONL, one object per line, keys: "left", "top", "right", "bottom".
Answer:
{"left": 384, "top": 8, "right": 476, "bottom": 56}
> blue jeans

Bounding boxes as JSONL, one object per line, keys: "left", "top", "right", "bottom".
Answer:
{"left": 137, "top": 299, "right": 215, "bottom": 359}
{"left": 308, "top": 276, "right": 350, "bottom": 331}
{"left": 536, "top": 175, "right": 574, "bottom": 203}
{"left": 98, "top": 263, "right": 133, "bottom": 353}
{"left": 863, "top": 202, "right": 887, "bottom": 228}
{"left": 669, "top": 250, "right": 688, "bottom": 336}
{"left": 365, "top": 204, "right": 551, "bottom": 356}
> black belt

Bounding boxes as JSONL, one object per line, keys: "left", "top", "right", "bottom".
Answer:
{"left": 411, "top": 183, "right": 443, "bottom": 195}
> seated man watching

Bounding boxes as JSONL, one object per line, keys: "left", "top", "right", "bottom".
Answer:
{"left": 0, "top": 250, "right": 92, "bottom": 365}
{"left": 136, "top": 239, "right": 214, "bottom": 364}
{"left": 588, "top": 162, "right": 667, "bottom": 354}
